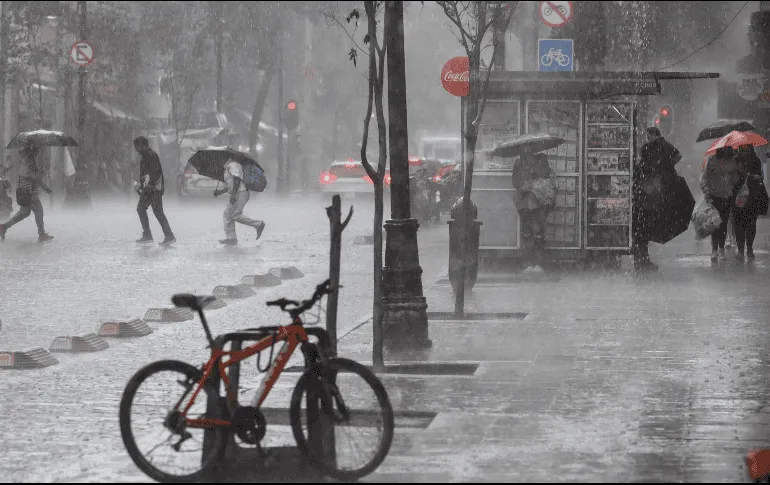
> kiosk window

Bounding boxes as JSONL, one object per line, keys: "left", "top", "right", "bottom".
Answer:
{"left": 526, "top": 100, "right": 581, "bottom": 248}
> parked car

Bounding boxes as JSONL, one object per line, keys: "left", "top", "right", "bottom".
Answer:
{"left": 319, "top": 159, "right": 391, "bottom": 198}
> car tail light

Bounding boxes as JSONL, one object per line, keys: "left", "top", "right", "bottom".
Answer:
{"left": 319, "top": 171, "right": 337, "bottom": 185}
{"left": 385, "top": 173, "right": 392, "bottom": 185}
{"left": 433, "top": 175, "right": 442, "bottom": 182}
{"left": 362, "top": 175, "right": 373, "bottom": 184}
{"left": 408, "top": 156, "right": 422, "bottom": 166}
{"left": 345, "top": 158, "right": 357, "bottom": 169}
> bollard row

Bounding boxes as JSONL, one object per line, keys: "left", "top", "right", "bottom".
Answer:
{"left": 0, "top": 266, "right": 304, "bottom": 370}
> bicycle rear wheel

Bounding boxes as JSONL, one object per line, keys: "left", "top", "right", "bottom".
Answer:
{"left": 119, "top": 360, "right": 227, "bottom": 483}
{"left": 289, "top": 357, "right": 394, "bottom": 481}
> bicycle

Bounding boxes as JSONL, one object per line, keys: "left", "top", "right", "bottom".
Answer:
{"left": 540, "top": 48, "right": 571, "bottom": 68}
{"left": 119, "top": 279, "right": 394, "bottom": 483}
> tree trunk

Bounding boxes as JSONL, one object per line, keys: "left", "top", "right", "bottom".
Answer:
{"left": 248, "top": 68, "right": 275, "bottom": 162}
{"left": 0, "top": 1, "right": 6, "bottom": 162}
{"left": 372, "top": 180, "right": 384, "bottom": 370}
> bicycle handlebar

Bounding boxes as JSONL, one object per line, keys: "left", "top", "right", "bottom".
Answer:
{"left": 266, "top": 279, "right": 342, "bottom": 320}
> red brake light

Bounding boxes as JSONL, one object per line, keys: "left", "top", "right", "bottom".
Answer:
{"left": 385, "top": 173, "right": 392, "bottom": 185}
{"left": 319, "top": 171, "right": 337, "bottom": 185}
{"left": 408, "top": 156, "right": 422, "bottom": 166}
{"left": 433, "top": 175, "right": 442, "bottom": 182}
{"left": 362, "top": 175, "right": 373, "bottom": 184}
{"left": 345, "top": 160, "right": 357, "bottom": 169}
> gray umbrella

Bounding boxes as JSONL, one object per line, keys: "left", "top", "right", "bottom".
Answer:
{"left": 488, "top": 133, "right": 566, "bottom": 158}
{"left": 7, "top": 130, "right": 79, "bottom": 149}
{"left": 696, "top": 120, "right": 756, "bottom": 143}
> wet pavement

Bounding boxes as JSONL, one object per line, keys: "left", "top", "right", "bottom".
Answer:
{"left": 1, "top": 196, "right": 770, "bottom": 482}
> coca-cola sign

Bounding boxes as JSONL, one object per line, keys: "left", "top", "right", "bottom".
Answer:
{"left": 441, "top": 56, "right": 469, "bottom": 97}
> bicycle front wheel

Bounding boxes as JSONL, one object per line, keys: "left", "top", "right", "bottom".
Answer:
{"left": 289, "top": 357, "right": 395, "bottom": 481}
{"left": 119, "top": 359, "right": 227, "bottom": 483}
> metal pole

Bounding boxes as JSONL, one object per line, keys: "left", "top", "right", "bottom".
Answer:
{"left": 64, "top": 1, "right": 90, "bottom": 208}
{"left": 276, "top": 19, "right": 285, "bottom": 197}
{"left": 216, "top": 30, "right": 223, "bottom": 112}
{"left": 0, "top": 1, "right": 5, "bottom": 168}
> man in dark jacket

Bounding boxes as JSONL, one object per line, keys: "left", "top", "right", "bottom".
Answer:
{"left": 632, "top": 127, "right": 682, "bottom": 271}
{"left": 133, "top": 136, "right": 176, "bottom": 245}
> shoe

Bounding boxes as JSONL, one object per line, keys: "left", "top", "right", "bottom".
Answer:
{"left": 522, "top": 265, "right": 545, "bottom": 274}
{"left": 710, "top": 250, "right": 719, "bottom": 263}
{"left": 38, "top": 233, "right": 53, "bottom": 243}
{"left": 747, "top": 249, "right": 755, "bottom": 263}
{"left": 0, "top": 224, "right": 5, "bottom": 241}
{"left": 219, "top": 238, "right": 238, "bottom": 246}
{"left": 160, "top": 236, "right": 176, "bottom": 246}
{"left": 256, "top": 221, "right": 266, "bottom": 240}
{"left": 718, "top": 248, "right": 727, "bottom": 261}
{"left": 136, "top": 234, "right": 153, "bottom": 243}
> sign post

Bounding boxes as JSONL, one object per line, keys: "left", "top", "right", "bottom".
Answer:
{"left": 538, "top": 38, "right": 574, "bottom": 72}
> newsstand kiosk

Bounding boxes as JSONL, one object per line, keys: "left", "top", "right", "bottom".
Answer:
{"left": 467, "top": 71, "right": 718, "bottom": 265}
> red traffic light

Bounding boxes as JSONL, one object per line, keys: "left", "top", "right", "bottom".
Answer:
{"left": 654, "top": 116, "right": 661, "bottom": 125}
{"left": 659, "top": 105, "right": 671, "bottom": 117}
{"left": 287, "top": 100, "right": 297, "bottom": 111}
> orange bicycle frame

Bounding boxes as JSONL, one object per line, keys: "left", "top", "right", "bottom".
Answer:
{"left": 183, "top": 324, "right": 310, "bottom": 429}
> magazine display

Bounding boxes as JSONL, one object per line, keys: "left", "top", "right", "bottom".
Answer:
{"left": 585, "top": 101, "right": 633, "bottom": 248}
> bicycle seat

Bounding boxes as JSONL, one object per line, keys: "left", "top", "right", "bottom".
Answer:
{"left": 171, "top": 294, "right": 216, "bottom": 311}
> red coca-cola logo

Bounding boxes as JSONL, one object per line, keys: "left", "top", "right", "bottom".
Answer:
{"left": 441, "top": 56, "right": 469, "bottom": 97}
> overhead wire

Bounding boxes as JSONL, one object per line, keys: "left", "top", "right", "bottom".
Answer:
{"left": 655, "top": 1, "right": 750, "bottom": 72}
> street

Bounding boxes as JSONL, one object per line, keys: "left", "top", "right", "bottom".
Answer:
{"left": 0, "top": 193, "right": 768, "bottom": 482}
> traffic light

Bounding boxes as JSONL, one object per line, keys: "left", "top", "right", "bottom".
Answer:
{"left": 657, "top": 104, "right": 673, "bottom": 136}
{"left": 284, "top": 99, "right": 299, "bottom": 131}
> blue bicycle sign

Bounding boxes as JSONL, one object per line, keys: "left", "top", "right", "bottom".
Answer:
{"left": 538, "top": 39, "right": 573, "bottom": 72}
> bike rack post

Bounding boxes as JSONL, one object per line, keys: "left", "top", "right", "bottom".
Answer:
{"left": 200, "top": 329, "right": 337, "bottom": 482}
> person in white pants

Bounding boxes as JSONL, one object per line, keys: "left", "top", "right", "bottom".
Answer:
{"left": 214, "top": 158, "right": 265, "bottom": 245}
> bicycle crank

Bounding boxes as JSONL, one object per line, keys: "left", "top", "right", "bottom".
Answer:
{"left": 231, "top": 406, "right": 267, "bottom": 445}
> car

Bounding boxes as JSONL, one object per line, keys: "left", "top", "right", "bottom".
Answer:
{"left": 319, "top": 159, "right": 392, "bottom": 198}
{"left": 180, "top": 163, "right": 226, "bottom": 198}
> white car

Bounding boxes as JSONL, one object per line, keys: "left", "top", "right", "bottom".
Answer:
{"left": 319, "top": 159, "right": 391, "bottom": 198}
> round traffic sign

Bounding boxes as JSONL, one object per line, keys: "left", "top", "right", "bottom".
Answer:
{"left": 70, "top": 41, "right": 94, "bottom": 67}
{"left": 441, "top": 56, "right": 469, "bottom": 97}
{"left": 539, "top": 1, "right": 573, "bottom": 28}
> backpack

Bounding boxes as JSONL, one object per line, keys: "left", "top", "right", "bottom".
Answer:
{"left": 243, "top": 163, "right": 267, "bottom": 192}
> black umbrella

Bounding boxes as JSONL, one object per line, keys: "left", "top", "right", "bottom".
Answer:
{"left": 188, "top": 147, "right": 266, "bottom": 190}
{"left": 696, "top": 120, "right": 757, "bottom": 143}
{"left": 645, "top": 174, "right": 696, "bottom": 244}
{"left": 488, "top": 133, "right": 566, "bottom": 158}
{"left": 7, "top": 130, "right": 79, "bottom": 149}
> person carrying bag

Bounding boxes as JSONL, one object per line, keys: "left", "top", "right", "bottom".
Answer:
{"left": 732, "top": 144, "right": 769, "bottom": 262}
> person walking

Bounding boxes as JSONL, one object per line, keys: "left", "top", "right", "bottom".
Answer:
{"left": 700, "top": 146, "right": 742, "bottom": 262}
{"left": 632, "top": 127, "right": 682, "bottom": 271}
{"left": 733, "top": 144, "right": 769, "bottom": 262}
{"left": 213, "top": 157, "right": 265, "bottom": 245}
{"left": 133, "top": 136, "right": 176, "bottom": 245}
{"left": 0, "top": 144, "right": 54, "bottom": 242}
{"left": 512, "top": 150, "right": 556, "bottom": 273}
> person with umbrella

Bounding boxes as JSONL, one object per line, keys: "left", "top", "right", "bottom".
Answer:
{"left": 700, "top": 147, "right": 741, "bottom": 263}
{"left": 133, "top": 136, "right": 176, "bottom": 246}
{"left": 632, "top": 127, "right": 683, "bottom": 272}
{"left": 213, "top": 154, "right": 266, "bottom": 245}
{"left": 733, "top": 144, "right": 769, "bottom": 262}
{"left": 511, "top": 148, "right": 557, "bottom": 273}
{"left": 0, "top": 143, "right": 54, "bottom": 242}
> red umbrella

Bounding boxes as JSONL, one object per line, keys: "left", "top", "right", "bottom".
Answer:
{"left": 705, "top": 130, "right": 768, "bottom": 155}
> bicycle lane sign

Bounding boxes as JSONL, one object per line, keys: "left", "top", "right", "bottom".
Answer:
{"left": 538, "top": 38, "right": 574, "bottom": 72}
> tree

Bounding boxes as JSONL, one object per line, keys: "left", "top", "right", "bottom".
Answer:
{"left": 436, "top": 1, "right": 516, "bottom": 316}
{"left": 330, "top": 1, "right": 388, "bottom": 370}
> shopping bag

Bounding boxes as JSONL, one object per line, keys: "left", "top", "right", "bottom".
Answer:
{"left": 531, "top": 178, "right": 557, "bottom": 207}
{"left": 63, "top": 148, "right": 76, "bottom": 177}
{"left": 735, "top": 179, "right": 750, "bottom": 208}
{"left": 691, "top": 196, "right": 722, "bottom": 240}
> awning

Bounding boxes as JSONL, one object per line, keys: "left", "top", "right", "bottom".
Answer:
{"left": 92, "top": 101, "right": 144, "bottom": 123}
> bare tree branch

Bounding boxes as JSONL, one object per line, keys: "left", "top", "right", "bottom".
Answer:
{"left": 322, "top": 6, "right": 367, "bottom": 55}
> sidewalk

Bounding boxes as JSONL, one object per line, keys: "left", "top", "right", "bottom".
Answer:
{"left": 335, "top": 243, "right": 770, "bottom": 482}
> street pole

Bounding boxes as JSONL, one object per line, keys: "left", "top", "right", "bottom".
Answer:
{"left": 64, "top": 1, "right": 90, "bottom": 208}
{"left": 276, "top": 18, "right": 286, "bottom": 197}
{"left": 0, "top": 0, "right": 6, "bottom": 165}
{"left": 381, "top": 1, "right": 430, "bottom": 351}
{"left": 216, "top": 29, "right": 223, "bottom": 112}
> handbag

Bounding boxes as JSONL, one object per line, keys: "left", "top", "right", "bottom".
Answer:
{"left": 735, "top": 178, "right": 750, "bottom": 208}
{"left": 15, "top": 187, "right": 31, "bottom": 207}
